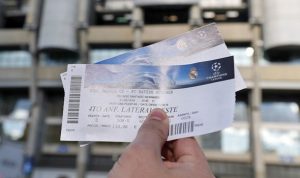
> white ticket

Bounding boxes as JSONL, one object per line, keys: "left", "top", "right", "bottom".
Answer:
{"left": 61, "top": 56, "right": 236, "bottom": 142}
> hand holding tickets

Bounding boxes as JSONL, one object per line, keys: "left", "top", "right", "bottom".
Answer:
{"left": 60, "top": 23, "right": 246, "bottom": 142}
{"left": 108, "top": 108, "right": 215, "bottom": 178}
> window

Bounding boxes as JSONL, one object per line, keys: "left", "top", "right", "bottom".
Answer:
{"left": 94, "top": 11, "right": 132, "bottom": 26}
{"left": 0, "top": 89, "right": 30, "bottom": 142}
{"left": 0, "top": 0, "right": 29, "bottom": 28}
{"left": 39, "top": 51, "right": 79, "bottom": 66}
{"left": 144, "top": 6, "right": 190, "bottom": 24}
{"left": 0, "top": 49, "right": 31, "bottom": 68}
{"left": 261, "top": 91, "right": 300, "bottom": 157}
{"left": 262, "top": 129, "right": 300, "bottom": 157}
{"left": 229, "top": 47, "right": 253, "bottom": 66}
{"left": 201, "top": 102, "right": 250, "bottom": 153}
{"left": 91, "top": 0, "right": 133, "bottom": 26}
{"left": 89, "top": 48, "right": 131, "bottom": 64}
{"left": 265, "top": 50, "right": 300, "bottom": 64}
{"left": 261, "top": 102, "right": 299, "bottom": 123}
{"left": 0, "top": 89, "right": 29, "bottom": 116}
{"left": 201, "top": 90, "right": 249, "bottom": 153}
{"left": 2, "top": 99, "right": 31, "bottom": 141}
{"left": 45, "top": 89, "right": 64, "bottom": 117}
{"left": 201, "top": 127, "right": 249, "bottom": 154}
{"left": 200, "top": 0, "right": 246, "bottom": 8}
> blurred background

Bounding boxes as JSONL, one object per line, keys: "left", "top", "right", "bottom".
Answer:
{"left": 0, "top": 0, "right": 300, "bottom": 178}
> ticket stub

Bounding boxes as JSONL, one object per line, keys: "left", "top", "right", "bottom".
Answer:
{"left": 97, "top": 23, "right": 246, "bottom": 91}
{"left": 61, "top": 23, "right": 245, "bottom": 93}
{"left": 97, "top": 23, "right": 224, "bottom": 65}
{"left": 61, "top": 56, "right": 235, "bottom": 142}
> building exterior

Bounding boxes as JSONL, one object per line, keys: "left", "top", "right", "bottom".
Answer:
{"left": 0, "top": 0, "right": 300, "bottom": 178}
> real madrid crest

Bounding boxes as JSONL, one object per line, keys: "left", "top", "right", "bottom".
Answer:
{"left": 189, "top": 67, "right": 198, "bottom": 80}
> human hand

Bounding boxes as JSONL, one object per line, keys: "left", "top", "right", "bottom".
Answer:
{"left": 108, "top": 108, "right": 215, "bottom": 178}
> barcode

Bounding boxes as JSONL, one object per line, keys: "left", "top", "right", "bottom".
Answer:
{"left": 67, "top": 76, "right": 82, "bottom": 124}
{"left": 169, "top": 121, "right": 194, "bottom": 136}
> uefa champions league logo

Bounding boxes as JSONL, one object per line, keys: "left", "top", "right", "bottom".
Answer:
{"left": 212, "top": 62, "right": 221, "bottom": 72}
{"left": 207, "top": 60, "right": 227, "bottom": 81}
{"left": 197, "top": 30, "right": 207, "bottom": 39}
{"left": 176, "top": 39, "right": 188, "bottom": 51}
{"left": 207, "top": 61, "right": 226, "bottom": 81}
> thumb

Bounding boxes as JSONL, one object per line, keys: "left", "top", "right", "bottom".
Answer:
{"left": 131, "top": 108, "right": 169, "bottom": 156}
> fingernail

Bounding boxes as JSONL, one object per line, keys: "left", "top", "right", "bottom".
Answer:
{"left": 148, "top": 108, "right": 167, "bottom": 121}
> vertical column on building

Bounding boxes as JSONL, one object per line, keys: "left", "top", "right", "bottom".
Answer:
{"left": 78, "top": 0, "right": 90, "bottom": 64}
{"left": 250, "top": 25, "right": 265, "bottom": 178}
{"left": 24, "top": 0, "right": 44, "bottom": 177}
{"left": 76, "top": 1, "right": 91, "bottom": 178}
{"left": 0, "top": 0, "right": 4, "bottom": 27}
{"left": 189, "top": 4, "right": 202, "bottom": 29}
{"left": 76, "top": 144, "right": 90, "bottom": 178}
{"left": 249, "top": 0, "right": 266, "bottom": 177}
{"left": 131, "top": 7, "right": 144, "bottom": 49}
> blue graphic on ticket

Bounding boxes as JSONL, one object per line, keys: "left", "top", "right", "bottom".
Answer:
{"left": 86, "top": 57, "right": 234, "bottom": 89}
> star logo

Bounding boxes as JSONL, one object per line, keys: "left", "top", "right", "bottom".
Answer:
{"left": 197, "top": 30, "right": 207, "bottom": 39}
{"left": 176, "top": 39, "right": 188, "bottom": 51}
{"left": 212, "top": 62, "right": 221, "bottom": 72}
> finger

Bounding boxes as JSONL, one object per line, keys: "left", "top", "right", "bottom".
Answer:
{"left": 172, "top": 137, "right": 206, "bottom": 163}
{"left": 163, "top": 161, "right": 178, "bottom": 169}
{"left": 171, "top": 137, "right": 215, "bottom": 178}
{"left": 162, "top": 142, "right": 175, "bottom": 162}
{"left": 131, "top": 108, "right": 169, "bottom": 157}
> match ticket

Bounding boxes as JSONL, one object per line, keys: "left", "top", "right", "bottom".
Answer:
{"left": 60, "top": 23, "right": 246, "bottom": 142}
{"left": 61, "top": 56, "right": 236, "bottom": 141}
